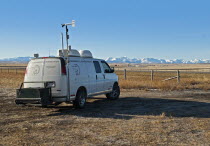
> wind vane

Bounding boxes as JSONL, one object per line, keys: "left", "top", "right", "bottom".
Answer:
{"left": 61, "top": 20, "right": 76, "bottom": 51}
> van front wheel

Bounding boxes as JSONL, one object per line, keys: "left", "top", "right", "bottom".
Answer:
{"left": 73, "top": 89, "right": 87, "bottom": 109}
{"left": 106, "top": 83, "right": 120, "bottom": 100}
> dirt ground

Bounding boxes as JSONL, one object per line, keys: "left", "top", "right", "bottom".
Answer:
{"left": 1, "top": 88, "right": 210, "bottom": 145}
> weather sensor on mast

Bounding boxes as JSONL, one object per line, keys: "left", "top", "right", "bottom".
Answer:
{"left": 61, "top": 20, "right": 75, "bottom": 52}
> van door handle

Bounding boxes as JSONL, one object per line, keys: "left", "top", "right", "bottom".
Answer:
{"left": 96, "top": 75, "right": 98, "bottom": 80}
{"left": 103, "top": 74, "right": 105, "bottom": 79}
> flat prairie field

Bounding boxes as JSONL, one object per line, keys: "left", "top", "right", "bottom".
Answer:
{"left": 117, "top": 71, "right": 210, "bottom": 90}
{"left": 0, "top": 64, "right": 210, "bottom": 145}
{"left": 0, "top": 63, "right": 27, "bottom": 66}
{"left": 1, "top": 66, "right": 210, "bottom": 90}
{"left": 0, "top": 88, "right": 210, "bottom": 145}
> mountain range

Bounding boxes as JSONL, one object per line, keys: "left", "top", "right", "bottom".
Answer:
{"left": 105, "top": 57, "right": 210, "bottom": 64}
{"left": 0, "top": 56, "right": 210, "bottom": 64}
{"left": 0, "top": 57, "right": 33, "bottom": 63}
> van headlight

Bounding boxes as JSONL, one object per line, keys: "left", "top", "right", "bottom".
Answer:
{"left": 46, "top": 82, "right": 56, "bottom": 88}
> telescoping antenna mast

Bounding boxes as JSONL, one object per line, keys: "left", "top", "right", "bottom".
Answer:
{"left": 61, "top": 20, "right": 75, "bottom": 100}
{"left": 61, "top": 33, "right": 64, "bottom": 50}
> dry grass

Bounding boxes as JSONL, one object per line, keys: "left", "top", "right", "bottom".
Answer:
{"left": 1, "top": 88, "right": 210, "bottom": 145}
{"left": 1, "top": 69, "right": 210, "bottom": 91}
{"left": 0, "top": 72, "right": 24, "bottom": 88}
{"left": 1, "top": 64, "right": 210, "bottom": 145}
{"left": 116, "top": 71, "right": 210, "bottom": 91}
{"left": 0, "top": 63, "right": 27, "bottom": 66}
{"left": 111, "top": 63, "right": 210, "bottom": 70}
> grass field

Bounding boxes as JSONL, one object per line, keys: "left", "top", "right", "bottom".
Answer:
{"left": 0, "top": 72, "right": 24, "bottom": 88}
{"left": 1, "top": 69, "right": 210, "bottom": 91}
{"left": 0, "top": 64, "right": 210, "bottom": 145}
{"left": 1, "top": 88, "right": 210, "bottom": 145}
{"left": 112, "top": 63, "right": 210, "bottom": 70}
{"left": 117, "top": 71, "right": 210, "bottom": 91}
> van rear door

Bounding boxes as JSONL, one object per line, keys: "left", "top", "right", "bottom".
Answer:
{"left": 24, "top": 59, "right": 45, "bottom": 88}
{"left": 43, "top": 58, "right": 62, "bottom": 78}
{"left": 42, "top": 58, "right": 67, "bottom": 97}
{"left": 24, "top": 58, "right": 67, "bottom": 97}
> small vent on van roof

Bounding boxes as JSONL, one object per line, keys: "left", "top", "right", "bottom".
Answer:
{"left": 79, "top": 50, "right": 93, "bottom": 58}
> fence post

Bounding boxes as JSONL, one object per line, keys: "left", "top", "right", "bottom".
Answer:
{"left": 151, "top": 70, "right": 154, "bottom": 81}
{"left": 177, "top": 70, "right": 180, "bottom": 83}
{"left": 124, "top": 69, "right": 127, "bottom": 80}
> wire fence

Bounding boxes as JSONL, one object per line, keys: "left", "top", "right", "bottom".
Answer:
{"left": 0, "top": 66, "right": 26, "bottom": 74}
{"left": 115, "top": 68, "right": 210, "bottom": 83}
{"left": 1, "top": 66, "right": 210, "bottom": 83}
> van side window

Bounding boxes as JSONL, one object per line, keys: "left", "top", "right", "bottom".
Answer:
{"left": 101, "top": 61, "right": 111, "bottom": 73}
{"left": 93, "top": 61, "right": 102, "bottom": 73}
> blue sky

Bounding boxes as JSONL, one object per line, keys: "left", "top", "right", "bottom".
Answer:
{"left": 0, "top": 0, "right": 210, "bottom": 60}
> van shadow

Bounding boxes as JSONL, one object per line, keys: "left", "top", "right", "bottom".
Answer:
{"left": 47, "top": 96, "right": 210, "bottom": 119}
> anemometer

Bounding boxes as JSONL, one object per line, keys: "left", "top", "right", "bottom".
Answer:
{"left": 61, "top": 20, "right": 75, "bottom": 51}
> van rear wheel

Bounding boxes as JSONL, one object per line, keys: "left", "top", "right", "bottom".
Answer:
{"left": 73, "top": 89, "right": 87, "bottom": 109}
{"left": 106, "top": 83, "right": 120, "bottom": 100}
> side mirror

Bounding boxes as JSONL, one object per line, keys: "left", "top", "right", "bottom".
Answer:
{"left": 105, "top": 69, "right": 110, "bottom": 73}
{"left": 110, "top": 67, "right": 115, "bottom": 73}
{"left": 105, "top": 67, "right": 114, "bottom": 73}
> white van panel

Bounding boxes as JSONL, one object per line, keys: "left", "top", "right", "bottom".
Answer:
{"left": 24, "top": 59, "right": 45, "bottom": 88}
{"left": 24, "top": 58, "right": 67, "bottom": 97}
{"left": 43, "top": 59, "right": 61, "bottom": 76}
{"left": 85, "top": 61, "right": 96, "bottom": 94}
{"left": 42, "top": 58, "right": 67, "bottom": 97}
{"left": 69, "top": 61, "right": 89, "bottom": 98}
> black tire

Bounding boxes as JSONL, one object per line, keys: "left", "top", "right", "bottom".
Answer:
{"left": 73, "top": 88, "right": 87, "bottom": 109}
{"left": 106, "top": 83, "right": 120, "bottom": 100}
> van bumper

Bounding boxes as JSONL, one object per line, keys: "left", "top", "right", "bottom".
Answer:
{"left": 15, "top": 98, "right": 42, "bottom": 104}
{"left": 16, "top": 88, "right": 52, "bottom": 106}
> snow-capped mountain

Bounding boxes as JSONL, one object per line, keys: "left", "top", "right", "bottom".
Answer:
{"left": 105, "top": 57, "right": 210, "bottom": 64}
{"left": 0, "top": 56, "right": 54, "bottom": 63}
{"left": 0, "top": 57, "right": 33, "bottom": 63}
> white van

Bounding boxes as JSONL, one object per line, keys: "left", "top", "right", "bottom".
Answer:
{"left": 16, "top": 49, "right": 120, "bottom": 108}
